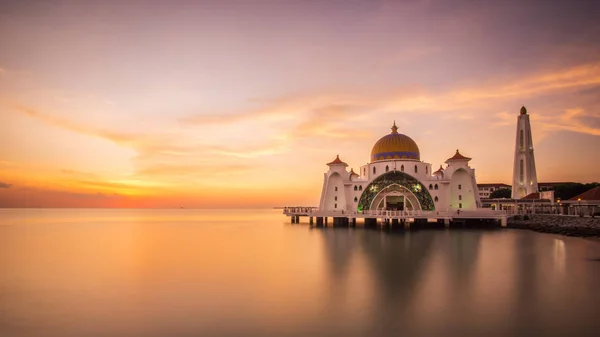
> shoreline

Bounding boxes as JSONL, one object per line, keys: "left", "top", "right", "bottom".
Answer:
{"left": 507, "top": 214, "right": 600, "bottom": 238}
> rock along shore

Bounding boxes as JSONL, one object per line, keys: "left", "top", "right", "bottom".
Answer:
{"left": 507, "top": 214, "right": 600, "bottom": 238}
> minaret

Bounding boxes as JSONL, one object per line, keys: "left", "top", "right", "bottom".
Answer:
{"left": 512, "top": 106, "right": 538, "bottom": 199}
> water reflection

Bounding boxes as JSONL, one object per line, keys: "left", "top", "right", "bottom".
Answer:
{"left": 1, "top": 209, "right": 599, "bottom": 337}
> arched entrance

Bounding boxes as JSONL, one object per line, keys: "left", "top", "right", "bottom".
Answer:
{"left": 357, "top": 171, "right": 435, "bottom": 211}
{"left": 370, "top": 184, "right": 422, "bottom": 211}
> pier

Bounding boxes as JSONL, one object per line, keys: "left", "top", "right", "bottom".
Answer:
{"left": 282, "top": 207, "right": 507, "bottom": 229}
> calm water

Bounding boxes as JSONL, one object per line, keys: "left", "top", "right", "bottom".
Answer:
{"left": 1, "top": 209, "right": 600, "bottom": 337}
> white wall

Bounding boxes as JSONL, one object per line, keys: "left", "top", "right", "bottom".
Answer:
{"left": 449, "top": 168, "right": 476, "bottom": 210}
{"left": 323, "top": 172, "right": 346, "bottom": 211}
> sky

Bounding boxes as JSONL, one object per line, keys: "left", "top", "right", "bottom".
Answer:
{"left": 0, "top": 0, "right": 599, "bottom": 208}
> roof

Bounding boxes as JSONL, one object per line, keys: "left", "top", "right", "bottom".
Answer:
{"left": 445, "top": 149, "right": 471, "bottom": 162}
{"left": 521, "top": 192, "right": 541, "bottom": 200}
{"left": 570, "top": 186, "right": 600, "bottom": 201}
{"left": 538, "top": 182, "right": 576, "bottom": 187}
{"left": 326, "top": 155, "right": 348, "bottom": 166}
{"left": 433, "top": 165, "right": 444, "bottom": 174}
{"left": 349, "top": 168, "right": 359, "bottom": 176}
{"left": 477, "top": 183, "right": 511, "bottom": 188}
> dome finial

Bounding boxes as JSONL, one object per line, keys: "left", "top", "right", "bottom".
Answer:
{"left": 520, "top": 105, "right": 527, "bottom": 115}
{"left": 391, "top": 121, "right": 398, "bottom": 134}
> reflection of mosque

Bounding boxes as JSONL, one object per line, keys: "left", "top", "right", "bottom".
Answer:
{"left": 318, "top": 228, "right": 484, "bottom": 333}
{"left": 319, "top": 122, "right": 482, "bottom": 213}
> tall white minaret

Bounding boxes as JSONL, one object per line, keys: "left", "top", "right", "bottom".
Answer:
{"left": 512, "top": 106, "right": 538, "bottom": 199}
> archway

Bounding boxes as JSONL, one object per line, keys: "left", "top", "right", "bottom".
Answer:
{"left": 370, "top": 184, "right": 422, "bottom": 211}
{"left": 357, "top": 171, "right": 435, "bottom": 211}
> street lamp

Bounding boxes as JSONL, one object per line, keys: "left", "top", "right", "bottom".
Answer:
{"left": 578, "top": 197, "right": 582, "bottom": 216}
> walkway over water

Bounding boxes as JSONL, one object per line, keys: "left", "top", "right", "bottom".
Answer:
{"left": 282, "top": 207, "right": 508, "bottom": 227}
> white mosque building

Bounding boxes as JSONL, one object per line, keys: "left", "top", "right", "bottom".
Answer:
{"left": 318, "top": 122, "right": 482, "bottom": 213}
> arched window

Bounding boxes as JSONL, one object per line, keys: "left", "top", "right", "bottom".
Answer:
{"left": 373, "top": 167, "right": 376, "bottom": 175}
{"left": 335, "top": 203, "right": 337, "bottom": 208}
{"left": 434, "top": 196, "right": 438, "bottom": 202}
{"left": 364, "top": 168, "right": 366, "bottom": 175}
{"left": 434, "top": 184, "right": 438, "bottom": 190}
{"left": 414, "top": 165, "right": 418, "bottom": 173}
{"left": 426, "top": 166, "right": 428, "bottom": 174}
{"left": 359, "top": 186, "right": 363, "bottom": 191}
{"left": 354, "top": 197, "right": 357, "bottom": 202}
{"left": 385, "top": 165, "right": 389, "bottom": 172}
{"left": 334, "top": 196, "right": 338, "bottom": 201}
{"left": 335, "top": 186, "right": 338, "bottom": 191}
{"left": 459, "top": 203, "right": 462, "bottom": 209}
{"left": 519, "top": 159, "right": 524, "bottom": 183}
{"left": 520, "top": 129, "right": 524, "bottom": 149}
{"left": 354, "top": 185, "right": 357, "bottom": 191}
{"left": 459, "top": 195, "right": 462, "bottom": 200}
{"left": 401, "top": 165, "right": 404, "bottom": 172}
{"left": 429, "top": 184, "right": 433, "bottom": 190}
{"left": 458, "top": 184, "right": 462, "bottom": 190}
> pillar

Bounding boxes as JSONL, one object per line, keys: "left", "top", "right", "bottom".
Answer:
{"left": 316, "top": 217, "right": 323, "bottom": 227}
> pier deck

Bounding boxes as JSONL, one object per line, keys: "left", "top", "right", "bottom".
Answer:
{"left": 282, "top": 207, "right": 507, "bottom": 227}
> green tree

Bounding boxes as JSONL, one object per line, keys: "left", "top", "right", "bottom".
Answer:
{"left": 490, "top": 188, "right": 512, "bottom": 198}
{"left": 554, "top": 183, "right": 600, "bottom": 200}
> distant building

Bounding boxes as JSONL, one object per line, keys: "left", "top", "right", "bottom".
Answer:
{"left": 512, "top": 106, "right": 539, "bottom": 198}
{"left": 560, "top": 186, "right": 600, "bottom": 216}
{"left": 477, "top": 183, "right": 511, "bottom": 199}
{"left": 538, "top": 182, "right": 575, "bottom": 191}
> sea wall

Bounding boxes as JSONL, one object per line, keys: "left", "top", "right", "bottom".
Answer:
{"left": 508, "top": 214, "right": 600, "bottom": 237}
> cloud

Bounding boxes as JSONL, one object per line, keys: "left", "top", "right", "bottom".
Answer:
{"left": 0, "top": 182, "right": 12, "bottom": 188}
{"left": 15, "top": 106, "right": 146, "bottom": 147}
{"left": 540, "top": 108, "right": 600, "bottom": 136}
{"left": 137, "top": 163, "right": 252, "bottom": 177}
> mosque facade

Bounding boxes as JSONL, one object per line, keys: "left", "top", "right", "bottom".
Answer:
{"left": 318, "top": 122, "right": 482, "bottom": 213}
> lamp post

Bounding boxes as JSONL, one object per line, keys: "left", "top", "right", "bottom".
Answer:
{"left": 578, "top": 197, "right": 582, "bottom": 216}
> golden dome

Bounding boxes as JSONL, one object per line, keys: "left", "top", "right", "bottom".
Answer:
{"left": 370, "top": 122, "right": 420, "bottom": 162}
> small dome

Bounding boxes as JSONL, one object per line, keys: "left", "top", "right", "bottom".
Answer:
{"left": 326, "top": 155, "right": 348, "bottom": 166}
{"left": 520, "top": 106, "right": 527, "bottom": 115}
{"left": 370, "top": 122, "right": 420, "bottom": 162}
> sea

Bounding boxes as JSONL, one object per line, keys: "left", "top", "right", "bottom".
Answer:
{"left": 1, "top": 208, "right": 599, "bottom": 337}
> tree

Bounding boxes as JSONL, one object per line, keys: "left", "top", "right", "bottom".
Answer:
{"left": 490, "top": 188, "right": 511, "bottom": 198}
{"left": 554, "top": 183, "right": 600, "bottom": 200}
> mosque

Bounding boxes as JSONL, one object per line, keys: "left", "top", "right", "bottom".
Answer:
{"left": 318, "top": 122, "right": 482, "bottom": 213}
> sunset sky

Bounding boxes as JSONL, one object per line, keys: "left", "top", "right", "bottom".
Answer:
{"left": 1, "top": 0, "right": 599, "bottom": 208}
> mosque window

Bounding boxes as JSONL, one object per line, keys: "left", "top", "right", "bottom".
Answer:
{"left": 334, "top": 203, "right": 337, "bottom": 208}
{"left": 354, "top": 185, "right": 357, "bottom": 191}
{"left": 520, "top": 129, "right": 524, "bottom": 149}
{"left": 459, "top": 203, "right": 462, "bottom": 209}
{"left": 354, "top": 197, "right": 358, "bottom": 202}
{"left": 426, "top": 166, "right": 428, "bottom": 174}
{"left": 335, "top": 187, "right": 338, "bottom": 191}
{"left": 429, "top": 184, "right": 433, "bottom": 190}
{"left": 401, "top": 165, "right": 404, "bottom": 172}
{"left": 364, "top": 168, "right": 366, "bottom": 175}
{"left": 334, "top": 196, "right": 338, "bottom": 201}
{"left": 459, "top": 195, "right": 462, "bottom": 200}
{"left": 414, "top": 165, "right": 418, "bottom": 173}
{"left": 434, "top": 184, "right": 438, "bottom": 190}
{"left": 458, "top": 184, "right": 462, "bottom": 190}
{"left": 386, "top": 165, "right": 389, "bottom": 172}
{"left": 434, "top": 196, "right": 438, "bottom": 202}
{"left": 373, "top": 167, "right": 376, "bottom": 175}
{"left": 519, "top": 159, "right": 524, "bottom": 183}
{"left": 359, "top": 186, "right": 363, "bottom": 191}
